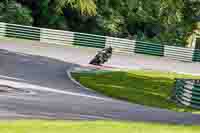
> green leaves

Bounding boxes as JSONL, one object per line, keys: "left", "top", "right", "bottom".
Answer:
{"left": 159, "top": 0, "right": 184, "bottom": 25}
{"left": 34, "top": 0, "right": 68, "bottom": 30}
{"left": 55, "top": 0, "right": 97, "bottom": 16}
{"left": 0, "top": 1, "right": 33, "bottom": 25}
{"left": 97, "top": 12, "right": 125, "bottom": 36}
{"left": 1, "top": 0, "right": 199, "bottom": 45}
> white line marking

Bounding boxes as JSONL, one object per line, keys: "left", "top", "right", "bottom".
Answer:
{"left": 67, "top": 68, "right": 92, "bottom": 91}
{"left": 0, "top": 79, "right": 111, "bottom": 101}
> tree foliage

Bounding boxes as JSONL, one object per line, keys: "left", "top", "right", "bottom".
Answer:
{"left": 55, "top": 0, "right": 97, "bottom": 16}
{"left": 0, "top": 0, "right": 33, "bottom": 25}
{"left": 0, "top": 0, "right": 200, "bottom": 45}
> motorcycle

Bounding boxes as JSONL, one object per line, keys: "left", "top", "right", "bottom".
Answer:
{"left": 89, "top": 46, "right": 112, "bottom": 65}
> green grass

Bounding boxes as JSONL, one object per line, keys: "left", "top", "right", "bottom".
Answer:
{"left": 0, "top": 120, "right": 199, "bottom": 133}
{"left": 72, "top": 70, "right": 200, "bottom": 113}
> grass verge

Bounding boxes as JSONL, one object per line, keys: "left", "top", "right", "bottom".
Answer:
{"left": 0, "top": 120, "right": 199, "bottom": 133}
{"left": 72, "top": 70, "right": 200, "bottom": 113}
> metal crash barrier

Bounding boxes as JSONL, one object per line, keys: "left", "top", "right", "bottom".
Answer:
{"left": 1, "top": 22, "right": 200, "bottom": 63}
{"left": 174, "top": 79, "right": 200, "bottom": 109}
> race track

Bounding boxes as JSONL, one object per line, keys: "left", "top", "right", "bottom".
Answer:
{"left": 0, "top": 38, "right": 199, "bottom": 124}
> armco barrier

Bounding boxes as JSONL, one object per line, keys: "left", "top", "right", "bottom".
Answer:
{"left": 135, "top": 41, "right": 164, "bottom": 56}
{"left": 0, "top": 22, "right": 6, "bottom": 38}
{"left": 193, "top": 49, "right": 200, "bottom": 62}
{"left": 175, "top": 79, "right": 200, "bottom": 109}
{"left": 105, "top": 36, "right": 135, "bottom": 53}
{"left": 40, "top": 28, "right": 74, "bottom": 45}
{"left": 5, "top": 23, "right": 40, "bottom": 40}
{"left": 164, "top": 45, "right": 194, "bottom": 62}
{"left": 74, "top": 32, "right": 105, "bottom": 48}
{"left": 0, "top": 22, "right": 200, "bottom": 63}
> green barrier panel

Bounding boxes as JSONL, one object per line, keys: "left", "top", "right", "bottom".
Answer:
{"left": 192, "top": 49, "right": 200, "bottom": 62}
{"left": 174, "top": 79, "right": 200, "bottom": 109}
{"left": 5, "top": 24, "right": 40, "bottom": 40}
{"left": 135, "top": 41, "right": 164, "bottom": 56}
{"left": 74, "top": 32, "right": 106, "bottom": 48}
{"left": 176, "top": 94, "right": 200, "bottom": 107}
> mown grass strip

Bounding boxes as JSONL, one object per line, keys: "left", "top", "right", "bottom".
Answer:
{"left": 0, "top": 120, "right": 199, "bottom": 133}
{"left": 72, "top": 70, "right": 200, "bottom": 113}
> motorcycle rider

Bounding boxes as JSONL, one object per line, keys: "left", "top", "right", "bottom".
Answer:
{"left": 89, "top": 46, "right": 112, "bottom": 65}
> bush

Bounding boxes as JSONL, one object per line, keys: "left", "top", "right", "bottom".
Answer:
{"left": 0, "top": 1, "right": 33, "bottom": 25}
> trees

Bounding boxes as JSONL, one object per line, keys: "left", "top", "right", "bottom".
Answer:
{"left": 96, "top": 0, "right": 125, "bottom": 37}
{"left": 158, "top": 0, "right": 185, "bottom": 44}
{"left": 16, "top": 0, "right": 97, "bottom": 30}
{"left": 54, "top": 0, "right": 97, "bottom": 16}
{"left": 0, "top": 0, "right": 33, "bottom": 25}
{"left": 34, "top": 0, "right": 68, "bottom": 30}
{"left": 0, "top": 0, "right": 199, "bottom": 45}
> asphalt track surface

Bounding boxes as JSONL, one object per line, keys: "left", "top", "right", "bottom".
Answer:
{"left": 0, "top": 38, "right": 200, "bottom": 124}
